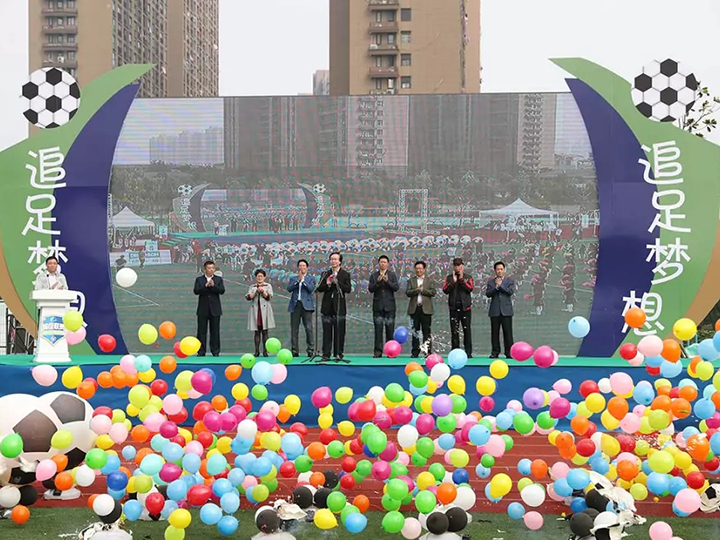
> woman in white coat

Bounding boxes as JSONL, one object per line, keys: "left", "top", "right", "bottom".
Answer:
{"left": 247, "top": 269, "right": 276, "bottom": 356}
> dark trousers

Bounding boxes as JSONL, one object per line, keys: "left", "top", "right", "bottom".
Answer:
{"left": 290, "top": 304, "right": 315, "bottom": 355}
{"left": 197, "top": 314, "right": 221, "bottom": 356}
{"left": 491, "top": 315, "right": 514, "bottom": 356}
{"left": 411, "top": 310, "right": 432, "bottom": 356}
{"left": 450, "top": 309, "right": 472, "bottom": 354}
{"left": 373, "top": 309, "right": 396, "bottom": 355}
{"left": 322, "top": 313, "right": 346, "bottom": 358}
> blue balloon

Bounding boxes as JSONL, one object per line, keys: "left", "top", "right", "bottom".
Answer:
{"left": 566, "top": 469, "right": 590, "bottom": 490}
{"left": 345, "top": 512, "right": 368, "bottom": 534}
{"left": 251, "top": 361, "right": 274, "bottom": 385}
{"left": 252, "top": 457, "right": 272, "bottom": 477}
{"left": 393, "top": 326, "right": 409, "bottom": 345}
{"left": 713, "top": 330, "right": 720, "bottom": 353}
{"left": 167, "top": 480, "right": 188, "bottom": 501}
{"left": 161, "top": 500, "right": 178, "bottom": 519}
{"left": 409, "top": 384, "right": 427, "bottom": 396}
{"left": 647, "top": 472, "right": 670, "bottom": 495}
{"left": 633, "top": 382, "right": 655, "bottom": 405}
{"left": 711, "top": 433, "right": 720, "bottom": 455}
{"left": 570, "top": 497, "right": 588, "bottom": 513}
{"left": 694, "top": 398, "right": 715, "bottom": 420}
{"left": 669, "top": 476, "right": 687, "bottom": 496}
{"left": 468, "top": 424, "right": 491, "bottom": 446}
{"left": 220, "top": 492, "right": 241, "bottom": 514}
{"left": 672, "top": 502, "right": 691, "bottom": 517}
{"left": 641, "top": 460, "right": 653, "bottom": 475}
{"left": 123, "top": 499, "right": 143, "bottom": 521}
{"left": 207, "top": 454, "right": 228, "bottom": 476}
{"left": 280, "top": 433, "right": 302, "bottom": 454}
{"left": 447, "top": 349, "right": 468, "bottom": 370}
{"left": 452, "top": 468, "right": 469, "bottom": 484}
{"left": 507, "top": 502, "right": 525, "bottom": 519}
{"left": 236, "top": 453, "right": 257, "bottom": 473}
{"left": 151, "top": 434, "right": 168, "bottom": 453}
{"left": 106, "top": 471, "right": 129, "bottom": 491}
{"left": 698, "top": 339, "right": 717, "bottom": 361}
{"left": 438, "top": 433, "right": 456, "bottom": 451}
{"left": 590, "top": 458, "right": 610, "bottom": 475}
{"left": 645, "top": 355, "right": 664, "bottom": 368}
{"left": 101, "top": 454, "right": 121, "bottom": 475}
{"left": 553, "top": 478, "right": 573, "bottom": 497}
{"left": 212, "top": 478, "right": 233, "bottom": 497}
{"left": 704, "top": 385, "right": 717, "bottom": 399}
{"left": 231, "top": 437, "right": 253, "bottom": 455}
{"left": 566, "top": 402, "right": 578, "bottom": 420}
{"left": 495, "top": 412, "right": 513, "bottom": 431}
{"left": 517, "top": 459, "right": 532, "bottom": 476}
{"left": 568, "top": 316, "right": 590, "bottom": 338}
{"left": 140, "top": 454, "right": 164, "bottom": 476}
{"left": 182, "top": 453, "right": 201, "bottom": 474}
{"left": 134, "top": 355, "right": 152, "bottom": 373}
{"left": 660, "top": 360, "right": 682, "bottom": 378}
{"left": 107, "top": 488, "right": 125, "bottom": 500}
{"left": 217, "top": 515, "right": 239, "bottom": 536}
{"left": 121, "top": 445, "right": 137, "bottom": 460}
{"left": 475, "top": 464, "right": 491, "bottom": 478}
{"left": 245, "top": 485, "right": 257, "bottom": 505}
{"left": 162, "top": 442, "right": 184, "bottom": 463}
{"left": 200, "top": 503, "right": 223, "bottom": 525}
{"left": 227, "top": 468, "right": 246, "bottom": 487}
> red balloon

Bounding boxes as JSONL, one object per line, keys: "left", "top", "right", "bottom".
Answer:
{"left": 168, "top": 408, "right": 188, "bottom": 425}
{"left": 704, "top": 457, "right": 720, "bottom": 471}
{"left": 170, "top": 435, "right": 186, "bottom": 447}
{"left": 215, "top": 468, "right": 229, "bottom": 480}
{"left": 340, "top": 474, "right": 355, "bottom": 490}
{"left": 279, "top": 461, "right": 296, "bottom": 478}
{"left": 357, "top": 400, "right": 377, "bottom": 422}
{"left": 646, "top": 365, "right": 661, "bottom": 376}
{"left": 669, "top": 467, "right": 681, "bottom": 477}
{"left": 93, "top": 406, "right": 113, "bottom": 418}
{"left": 192, "top": 402, "right": 213, "bottom": 422}
{"left": 151, "top": 380, "right": 168, "bottom": 396}
{"left": 687, "top": 471, "right": 705, "bottom": 489}
{"left": 583, "top": 421, "right": 598, "bottom": 439}
{"left": 290, "top": 423, "right": 309, "bottom": 438}
{"left": 619, "top": 343, "right": 637, "bottom": 361}
{"left": 617, "top": 435, "right": 636, "bottom": 453}
{"left": 235, "top": 398, "right": 252, "bottom": 412}
{"left": 196, "top": 431, "right": 214, "bottom": 449}
{"left": 341, "top": 457, "right": 356, "bottom": 473}
{"left": 186, "top": 484, "right": 211, "bottom": 507}
{"left": 173, "top": 342, "right": 188, "bottom": 359}
{"left": 576, "top": 439, "right": 596, "bottom": 458}
{"left": 98, "top": 334, "right": 117, "bottom": 353}
{"left": 669, "top": 387, "right": 680, "bottom": 399}
{"left": 349, "top": 439, "right": 363, "bottom": 455}
{"left": 579, "top": 380, "right": 599, "bottom": 398}
{"left": 145, "top": 492, "right": 165, "bottom": 515}
{"left": 319, "top": 429, "right": 337, "bottom": 445}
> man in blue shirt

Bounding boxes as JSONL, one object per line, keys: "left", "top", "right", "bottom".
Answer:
{"left": 287, "top": 259, "right": 317, "bottom": 357}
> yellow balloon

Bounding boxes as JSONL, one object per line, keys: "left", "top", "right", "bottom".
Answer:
{"left": 112, "top": 409, "right": 127, "bottom": 424}
{"left": 318, "top": 413, "right": 333, "bottom": 430}
{"left": 712, "top": 369, "right": 720, "bottom": 390}
{"left": 476, "top": 376, "right": 496, "bottom": 396}
{"left": 447, "top": 375, "right": 466, "bottom": 395}
{"left": 654, "top": 378, "right": 672, "bottom": 391}
{"left": 401, "top": 391, "right": 413, "bottom": 408}
{"left": 175, "top": 371, "right": 194, "bottom": 392}
{"left": 179, "top": 336, "right": 201, "bottom": 356}
{"left": 517, "top": 477, "right": 533, "bottom": 492}
{"left": 601, "top": 410, "right": 621, "bottom": 431}
{"left": 630, "top": 483, "right": 648, "bottom": 501}
{"left": 232, "top": 383, "right": 249, "bottom": 400}
{"left": 138, "top": 323, "right": 159, "bottom": 345}
{"left": 206, "top": 448, "right": 220, "bottom": 459}
{"left": 95, "top": 434, "right": 114, "bottom": 450}
{"left": 168, "top": 508, "right": 192, "bottom": 529}
{"left": 284, "top": 394, "right": 301, "bottom": 415}
{"left": 138, "top": 405, "right": 159, "bottom": 422}
{"left": 639, "top": 416, "right": 654, "bottom": 435}
{"left": 62, "top": 310, "right": 84, "bottom": 332}
{"left": 585, "top": 393, "right": 606, "bottom": 414}
{"left": 216, "top": 436, "right": 232, "bottom": 454}
{"left": 338, "top": 421, "right": 355, "bottom": 437}
{"left": 571, "top": 454, "right": 589, "bottom": 465}
{"left": 61, "top": 366, "right": 83, "bottom": 389}
{"left": 606, "top": 464, "right": 618, "bottom": 482}
{"left": 576, "top": 402, "right": 592, "bottom": 418}
{"left": 672, "top": 318, "right": 697, "bottom": 341}
{"left": 344, "top": 441, "right": 355, "bottom": 455}
{"left": 138, "top": 368, "right": 156, "bottom": 383}
{"left": 635, "top": 472, "right": 648, "bottom": 485}
{"left": 697, "top": 361, "right": 714, "bottom": 381}
{"left": 335, "top": 387, "right": 353, "bottom": 404}
{"left": 417, "top": 471, "right": 435, "bottom": 490}
{"left": 420, "top": 396, "right": 433, "bottom": 414}
{"left": 261, "top": 432, "right": 281, "bottom": 451}
{"left": 403, "top": 444, "right": 416, "bottom": 455}
{"left": 313, "top": 508, "right": 337, "bottom": 530}
{"left": 126, "top": 476, "right": 137, "bottom": 494}
{"left": 178, "top": 428, "right": 192, "bottom": 443}
{"left": 319, "top": 404, "right": 334, "bottom": 415}
{"left": 600, "top": 434, "right": 620, "bottom": 457}
{"left": 126, "top": 404, "right": 140, "bottom": 417}
{"left": 489, "top": 359, "right": 509, "bottom": 379}
{"left": 426, "top": 380, "right": 438, "bottom": 394}
{"left": 547, "top": 430, "right": 560, "bottom": 446}
{"left": 489, "top": 473, "right": 512, "bottom": 498}
{"left": 128, "top": 386, "right": 151, "bottom": 409}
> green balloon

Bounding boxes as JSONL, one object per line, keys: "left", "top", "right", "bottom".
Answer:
{"left": 390, "top": 461, "right": 408, "bottom": 479}
{"left": 367, "top": 431, "right": 388, "bottom": 454}
{"left": 340, "top": 504, "right": 359, "bottom": 525}
{"left": 479, "top": 418, "right": 494, "bottom": 431}
{"left": 513, "top": 412, "right": 534, "bottom": 434}
{"left": 437, "top": 414, "right": 457, "bottom": 433}
{"left": 327, "top": 440, "right": 345, "bottom": 459}
{"left": 501, "top": 434, "right": 514, "bottom": 451}
{"left": 351, "top": 471, "right": 364, "bottom": 484}
{"left": 411, "top": 452, "right": 428, "bottom": 467}
{"left": 402, "top": 491, "right": 414, "bottom": 506}
{"left": 327, "top": 491, "right": 347, "bottom": 512}
{"left": 385, "top": 382, "right": 405, "bottom": 403}
{"left": 85, "top": 448, "right": 108, "bottom": 470}
{"left": 134, "top": 474, "right": 153, "bottom": 494}
{"left": 416, "top": 437, "right": 434, "bottom": 459}
{"left": 450, "top": 394, "right": 467, "bottom": 414}
{"left": 480, "top": 453, "right": 495, "bottom": 467}
{"left": 414, "top": 394, "right": 427, "bottom": 412}
{"left": 253, "top": 484, "right": 270, "bottom": 502}
{"left": 360, "top": 424, "right": 379, "bottom": 444}
{"left": 265, "top": 478, "right": 279, "bottom": 492}
{"left": 408, "top": 371, "right": 428, "bottom": 388}
{"left": 277, "top": 348, "right": 294, "bottom": 365}
{"left": 382, "top": 493, "right": 401, "bottom": 511}
{"left": 0, "top": 434, "right": 22, "bottom": 459}
{"left": 251, "top": 384, "right": 269, "bottom": 401}
{"left": 382, "top": 510, "right": 405, "bottom": 533}
{"left": 536, "top": 411, "right": 555, "bottom": 430}
{"left": 415, "top": 490, "right": 437, "bottom": 513}
{"left": 428, "top": 462, "right": 446, "bottom": 481}
{"left": 356, "top": 460, "right": 372, "bottom": 478}
{"left": 240, "top": 353, "right": 257, "bottom": 369}
{"left": 387, "top": 478, "right": 409, "bottom": 500}
{"left": 295, "top": 455, "right": 313, "bottom": 473}
{"left": 265, "top": 337, "right": 282, "bottom": 355}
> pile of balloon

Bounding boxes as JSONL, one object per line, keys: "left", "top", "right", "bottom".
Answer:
{"left": 3, "top": 302, "right": 720, "bottom": 540}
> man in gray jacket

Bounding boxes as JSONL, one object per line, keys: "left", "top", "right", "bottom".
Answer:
{"left": 486, "top": 261, "right": 515, "bottom": 358}
{"left": 34, "top": 256, "right": 69, "bottom": 291}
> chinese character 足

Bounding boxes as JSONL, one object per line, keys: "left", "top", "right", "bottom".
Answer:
{"left": 22, "top": 194, "right": 60, "bottom": 236}
{"left": 648, "top": 190, "right": 691, "bottom": 234}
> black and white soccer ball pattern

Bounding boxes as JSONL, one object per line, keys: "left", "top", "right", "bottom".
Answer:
{"left": 631, "top": 59, "right": 698, "bottom": 123}
{"left": 22, "top": 68, "right": 81, "bottom": 129}
{"left": 177, "top": 184, "right": 193, "bottom": 196}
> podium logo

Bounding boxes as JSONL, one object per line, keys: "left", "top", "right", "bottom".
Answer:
{"left": 40, "top": 315, "right": 65, "bottom": 345}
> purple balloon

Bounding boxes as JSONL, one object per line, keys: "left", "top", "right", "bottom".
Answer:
{"left": 511, "top": 341, "right": 535, "bottom": 362}
{"left": 523, "top": 387, "right": 545, "bottom": 410}
{"left": 431, "top": 394, "right": 453, "bottom": 417}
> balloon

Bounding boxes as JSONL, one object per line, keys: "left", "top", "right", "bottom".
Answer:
{"left": 510, "top": 341, "right": 534, "bottom": 361}
{"left": 649, "top": 522, "right": 674, "bottom": 540}
{"left": 673, "top": 318, "right": 697, "bottom": 341}
{"left": 625, "top": 307, "right": 647, "bottom": 329}
{"left": 66, "top": 326, "right": 87, "bottom": 345}
{"left": 138, "top": 324, "right": 158, "bottom": 345}
{"left": 520, "top": 484, "right": 545, "bottom": 507}
{"left": 674, "top": 488, "right": 701, "bottom": 514}
{"left": 63, "top": 310, "right": 84, "bottom": 332}
{"left": 179, "top": 336, "right": 201, "bottom": 356}
{"left": 383, "top": 340, "right": 402, "bottom": 358}
{"left": 61, "top": 366, "right": 83, "bottom": 389}
{"left": 568, "top": 316, "right": 590, "bottom": 338}
{"left": 116, "top": 267, "right": 138, "bottom": 287}
{"left": 314, "top": 508, "right": 338, "bottom": 530}
{"left": 394, "top": 326, "right": 409, "bottom": 344}
{"left": 312, "top": 387, "right": 332, "bottom": 408}
{"left": 637, "top": 335, "right": 663, "bottom": 357}
{"left": 533, "top": 346, "right": 554, "bottom": 368}
{"left": 32, "top": 364, "right": 58, "bottom": 386}
{"left": 265, "top": 337, "right": 282, "bottom": 355}
{"left": 98, "top": 334, "right": 117, "bottom": 353}
{"left": 401, "top": 517, "right": 421, "bottom": 539}
{"left": 523, "top": 511, "right": 543, "bottom": 530}
{"left": 159, "top": 321, "right": 177, "bottom": 340}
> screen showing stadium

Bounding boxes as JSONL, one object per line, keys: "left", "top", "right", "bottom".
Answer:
{"left": 110, "top": 94, "right": 598, "bottom": 355}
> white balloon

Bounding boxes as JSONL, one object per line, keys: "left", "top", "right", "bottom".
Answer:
{"left": 237, "top": 419, "right": 257, "bottom": 440}
{"left": 598, "top": 378, "right": 612, "bottom": 394}
{"left": 75, "top": 464, "right": 96, "bottom": 487}
{"left": 401, "top": 517, "right": 422, "bottom": 539}
{"left": 520, "top": 483, "right": 546, "bottom": 507}
{"left": 0, "top": 486, "right": 21, "bottom": 508}
{"left": 297, "top": 471, "right": 312, "bottom": 485}
{"left": 116, "top": 267, "right": 138, "bottom": 288}
{"left": 367, "top": 386, "right": 384, "bottom": 404}
{"left": 93, "top": 493, "right": 115, "bottom": 516}
{"left": 430, "top": 363, "right": 450, "bottom": 383}
{"left": 454, "top": 485, "right": 476, "bottom": 511}
{"left": 397, "top": 425, "right": 419, "bottom": 448}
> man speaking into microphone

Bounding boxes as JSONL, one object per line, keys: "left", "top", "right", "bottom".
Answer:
{"left": 34, "top": 256, "right": 68, "bottom": 290}
{"left": 317, "top": 252, "right": 352, "bottom": 361}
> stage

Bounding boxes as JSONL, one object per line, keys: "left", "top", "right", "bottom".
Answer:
{"left": 0, "top": 354, "right": 674, "bottom": 429}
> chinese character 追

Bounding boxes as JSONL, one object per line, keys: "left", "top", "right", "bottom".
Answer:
{"left": 26, "top": 147, "right": 66, "bottom": 190}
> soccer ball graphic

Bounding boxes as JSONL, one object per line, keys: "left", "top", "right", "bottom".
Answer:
{"left": 177, "top": 184, "right": 193, "bottom": 196}
{"left": 39, "top": 392, "right": 96, "bottom": 470}
{"left": 312, "top": 183, "right": 327, "bottom": 194}
{"left": 631, "top": 59, "right": 698, "bottom": 123}
{"left": 22, "top": 68, "right": 81, "bottom": 129}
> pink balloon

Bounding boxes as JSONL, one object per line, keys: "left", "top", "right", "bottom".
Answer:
{"left": 551, "top": 350, "right": 559, "bottom": 366}
{"left": 311, "top": 387, "right": 332, "bottom": 408}
{"left": 90, "top": 415, "right": 112, "bottom": 435}
{"left": 159, "top": 463, "right": 182, "bottom": 483}
{"left": 32, "top": 365, "right": 58, "bottom": 387}
{"left": 159, "top": 421, "right": 178, "bottom": 439}
{"left": 510, "top": 341, "right": 534, "bottom": 362}
{"left": 374, "top": 411, "right": 392, "bottom": 430}
{"left": 66, "top": 326, "right": 87, "bottom": 346}
{"left": 549, "top": 397, "right": 571, "bottom": 419}
{"left": 379, "top": 441, "right": 398, "bottom": 462}
{"left": 109, "top": 422, "right": 129, "bottom": 444}
{"left": 185, "top": 441, "right": 204, "bottom": 455}
{"left": 228, "top": 405, "right": 248, "bottom": 422}
{"left": 163, "top": 394, "right": 183, "bottom": 416}
{"left": 190, "top": 371, "right": 213, "bottom": 394}
{"left": 523, "top": 511, "right": 543, "bottom": 530}
{"left": 270, "top": 363, "right": 287, "bottom": 384}
{"left": 396, "top": 451, "right": 410, "bottom": 466}
{"left": 506, "top": 400, "right": 523, "bottom": 412}
{"left": 383, "top": 340, "right": 402, "bottom": 358}
{"left": 485, "top": 434, "right": 505, "bottom": 457}
{"left": 547, "top": 483, "right": 564, "bottom": 502}
{"left": 242, "top": 475, "right": 258, "bottom": 490}
{"left": 479, "top": 396, "right": 495, "bottom": 412}
{"left": 620, "top": 413, "right": 641, "bottom": 434}
{"left": 220, "top": 412, "right": 238, "bottom": 431}
{"left": 533, "top": 345, "right": 554, "bottom": 368}
{"left": 401, "top": 517, "right": 422, "bottom": 540}
{"left": 425, "top": 353, "right": 443, "bottom": 369}
{"left": 187, "top": 389, "right": 203, "bottom": 399}
{"left": 628, "top": 352, "right": 645, "bottom": 366}
{"left": 443, "top": 450, "right": 453, "bottom": 465}
{"left": 550, "top": 462, "right": 570, "bottom": 479}
{"left": 393, "top": 406, "right": 413, "bottom": 425}
{"left": 144, "top": 412, "right": 166, "bottom": 433}
{"left": 674, "top": 488, "right": 701, "bottom": 514}
{"left": 255, "top": 411, "right": 276, "bottom": 431}
{"left": 637, "top": 335, "right": 663, "bottom": 357}
{"left": 547, "top": 390, "right": 560, "bottom": 403}
{"left": 35, "top": 459, "right": 57, "bottom": 482}
{"left": 617, "top": 452, "right": 638, "bottom": 465}
{"left": 119, "top": 355, "right": 137, "bottom": 375}
{"left": 203, "top": 411, "right": 222, "bottom": 432}
{"left": 371, "top": 460, "right": 391, "bottom": 480}
{"left": 415, "top": 414, "right": 435, "bottom": 435}
{"left": 552, "top": 379, "right": 572, "bottom": 394}
{"left": 649, "top": 521, "right": 673, "bottom": 540}
{"left": 609, "top": 372, "right": 634, "bottom": 395}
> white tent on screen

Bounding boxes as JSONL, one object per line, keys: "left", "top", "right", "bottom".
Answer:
{"left": 479, "top": 198, "right": 559, "bottom": 225}
{"left": 111, "top": 207, "right": 157, "bottom": 233}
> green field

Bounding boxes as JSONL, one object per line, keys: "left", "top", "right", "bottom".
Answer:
{"left": 114, "top": 247, "right": 594, "bottom": 356}
{"left": 5, "top": 508, "right": 719, "bottom": 540}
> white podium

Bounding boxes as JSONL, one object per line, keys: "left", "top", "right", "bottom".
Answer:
{"left": 31, "top": 289, "right": 77, "bottom": 364}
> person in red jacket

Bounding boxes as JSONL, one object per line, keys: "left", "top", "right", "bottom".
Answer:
{"left": 442, "top": 257, "right": 474, "bottom": 357}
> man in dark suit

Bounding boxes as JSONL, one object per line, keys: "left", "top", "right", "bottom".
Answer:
{"left": 194, "top": 260, "right": 225, "bottom": 356}
{"left": 317, "top": 252, "right": 352, "bottom": 361}
{"left": 486, "top": 260, "right": 515, "bottom": 358}
{"left": 442, "top": 257, "right": 474, "bottom": 357}
{"left": 406, "top": 261, "right": 436, "bottom": 358}
{"left": 287, "top": 258, "right": 317, "bottom": 357}
{"left": 368, "top": 255, "right": 399, "bottom": 357}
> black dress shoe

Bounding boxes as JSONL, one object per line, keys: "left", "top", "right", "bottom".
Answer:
{"left": 262, "top": 352, "right": 269, "bottom": 357}
{"left": 410, "top": 354, "right": 419, "bottom": 358}
{"left": 212, "top": 353, "right": 219, "bottom": 357}
{"left": 292, "top": 352, "right": 299, "bottom": 357}
{"left": 489, "top": 354, "right": 499, "bottom": 359}
{"left": 197, "top": 353, "right": 206, "bottom": 357}
{"left": 373, "top": 353, "right": 382, "bottom": 358}
{"left": 321, "top": 356, "right": 330, "bottom": 362}
{"left": 467, "top": 354, "right": 473, "bottom": 359}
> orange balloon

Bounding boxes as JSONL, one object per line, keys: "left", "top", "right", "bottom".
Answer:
{"left": 657, "top": 385, "right": 672, "bottom": 397}
{"left": 10, "top": 505, "right": 30, "bottom": 525}
{"left": 678, "top": 385, "right": 698, "bottom": 402}
{"left": 624, "top": 307, "right": 647, "bottom": 329}
{"left": 715, "top": 319, "right": 720, "bottom": 332}
{"left": 131, "top": 425, "right": 150, "bottom": 443}
{"left": 199, "top": 459, "right": 211, "bottom": 479}
{"left": 404, "top": 362, "right": 423, "bottom": 376}
{"left": 211, "top": 395, "right": 228, "bottom": 412}
{"left": 688, "top": 356, "right": 702, "bottom": 377}
{"left": 97, "top": 371, "right": 113, "bottom": 389}
{"left": 307, "top": 442, "right": 326, "bottom": 461}
{"left": 555, "top": 432, "right": 574, "bottom": 449}
{"left": 125, "top": 371, "right": 139, "bottom": 387}
{"left": 110, "top": 365, "right": 123, "bottom": 375}
{"left": 671, "top": 398, "right": 692, "bottom": 419}
{"left": 607, "top": 396, "right": 629, "bottom": 420}
{"left": 277, "top": 405, "right": 291, "bottom": 424}
{"left": 159, "top": 356, "right": 177, "bottom": 374}
{"left": 687, "top": 434, "right": 710, "bottom": 461}
{"left": 559, "top": 443, "right": 577, "bottom": 460}
{"left": 87, "top": 494, "right": 98, "bottom": 509}
{"left": 193, "top": 421, "right": 207, "bottom": 435}
{"left": 651, "top": 395, "right": 672, "bottom": 412}
{"left": 134, "top": 447, "right": 153, "bottom": 465}
{"left": 436, "top": 483, "right": 457, "bottom": 505}
{"left": 353, "top": 494, "right": 370, "bottom": 513}
{"left": 224, "top": 365, "right": 242, "bottom": 381}
{"left": 253, "top": 432, "right": 262, "bottom": 448}
{"left": 617, "top": 460, "right": 638, "bottom": 481}
{"left": 77, "top": 381, "right": 96, "bottom": 400}
{"left": 530, "top": 459, "right": 548, "bottom": 479}
{"left": 712, "top": 392, "right": 720, "bottom": 411}
{"left": 309, "top": 472, "right": 326, "bottom": 487}
{"left": 55, "top": 471, "right": 74, "bottom": 491}
{"left": 118, "top": 466, "right": 132, "bottom": 478}
{"left": 159, "top": 321, "right": 177, "bottom": 340}
{"left": 570, "top": 416, "right": 590, "bottom": 436}
{"left": 661, "top": 339, "right": 681, "bottom": 363}
{"left": 112, "top": 371, "right": 127, "bottom": 389}
{"left": 51, "top": 454, "right": 68, "bottom": 472}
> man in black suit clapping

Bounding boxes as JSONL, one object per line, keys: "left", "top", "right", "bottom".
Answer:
{"left": 368, "top": 255, "right": 399, "bottom": 357}
{"left": 194, "top": 260, "right": 225, "bottom": 357}
{"left": 317, "top": 252, "right": 352, "bottom": 361}
{"left": 486, "top": 261, "right": 515, "bottom": 359}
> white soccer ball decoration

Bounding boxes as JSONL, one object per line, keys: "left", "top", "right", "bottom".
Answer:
{"left": 177, "top": 184, "right": 193, "bottom": 196}
{"left": 312, "top": 183, "right": 326, "bottom": 194}
{"left": 116, "top": 267, "right": 138, "bottom": 288}
{"left": 22, "top": 67, "right": 81, "bottom": 129}
{"left": 631, "top": 59, "right": 698, "bottom": 123}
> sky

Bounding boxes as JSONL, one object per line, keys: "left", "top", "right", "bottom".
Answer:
{"left": 1, "top": 0, "right": 719, "bottom": 151}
